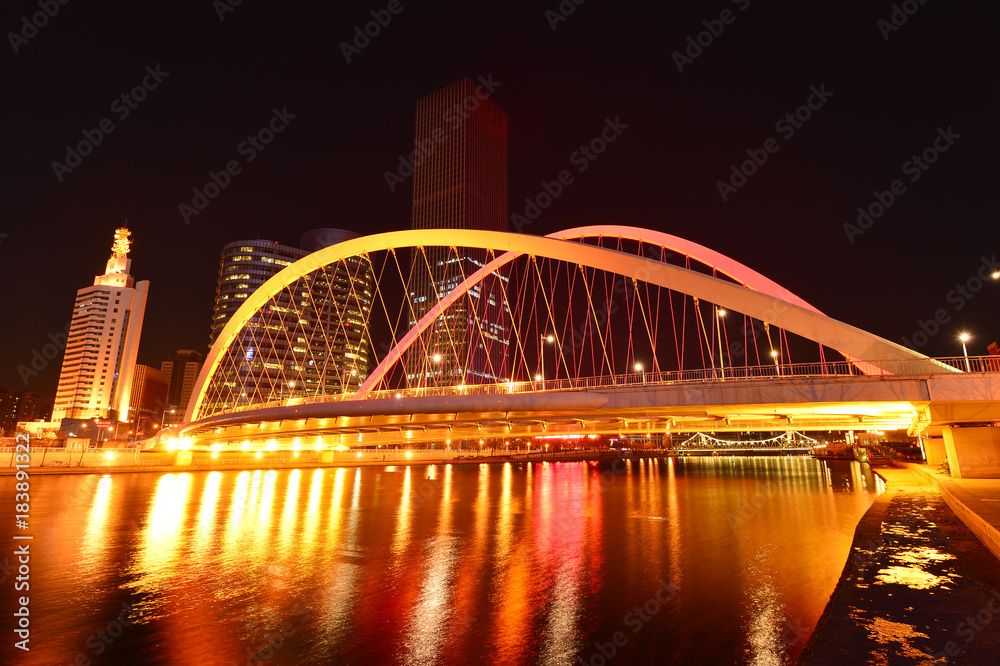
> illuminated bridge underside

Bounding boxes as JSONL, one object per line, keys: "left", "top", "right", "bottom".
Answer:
{"left": 175, "top": 227, "right": 1000, "bottom": 451}
{"left": 181, "top": 373, "right": 1000, "bottom": 448}
{"left": 189, "top": 228, "right": 944, "bottom": 423}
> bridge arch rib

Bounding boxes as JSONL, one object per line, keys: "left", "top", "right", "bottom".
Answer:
{"left": 186, "top": 227, "right": 937, "bottom": 423}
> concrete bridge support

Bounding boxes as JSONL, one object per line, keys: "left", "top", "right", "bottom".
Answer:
{"left": 942, "top": 426, "right": 1000, "bottom": 478}
{"left": 923, "top": 437, "right": 948, "bottom": 468}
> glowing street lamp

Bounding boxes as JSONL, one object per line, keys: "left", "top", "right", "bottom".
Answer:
{"left": 959, "top": 332, "right": 971, "bottom": 372}
{"left": 540, "top": 334, "right": 556, "bottom": 382}
{"left": 160, "top": 408, "right": 176, "bottom": 430}
{"left": 770, "top": 349, "right": 781, "bottom": 375}
{"left": 634, "top": 362, "right": 645, "bottom": 384}
{"left": 716, "top": 307, "right": 727, "bottom": 380}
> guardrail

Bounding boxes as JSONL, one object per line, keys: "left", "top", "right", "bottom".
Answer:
{"left": 205, "top": 355, "right": 1000, "bottom": 418}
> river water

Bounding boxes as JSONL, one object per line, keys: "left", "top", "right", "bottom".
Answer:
{"left": 1, "top": 457, "right": 881, "bottom": 665}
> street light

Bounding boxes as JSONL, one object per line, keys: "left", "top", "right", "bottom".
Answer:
{"left": 635, "top": 362, "right": 645, "bottom": 383}
{"left": 540, "top": 334, "right": 555, "bottom": 382}
{"left": 160, "top": 408, "right": 175, "bottom": 430}
{"left": 959, "top": 332, "right": 971, "bottom": 372}
{"left": 716, "top": 307, "right": 727, "bottom": 380}
{"left": 770, "top": 349, "right": 780, "bottom": 375}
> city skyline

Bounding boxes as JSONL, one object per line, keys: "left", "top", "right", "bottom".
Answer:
{"left": 2, "top": 1, "right": 998, "bottom": 401}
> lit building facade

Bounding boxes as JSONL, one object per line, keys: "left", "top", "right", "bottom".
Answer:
{"left": 125, "top": 364, "right": 168, "bottom": 436}
{"left": 406, "top": 78, "right": 511, "bottom": 387}
{"left": 209, "top": 240, "right": 308, "bottom": 348}
{"left": 161, "top": 348, "right": 204, "bottom": 426}
{"left": 200, "top": 230, "right": 373, "bottom": 415}
{"left": 0, "top": 390, "right": 45, "bottom": 436}
{"left": 52, "top": 227, "right": 149, "bottom": 422}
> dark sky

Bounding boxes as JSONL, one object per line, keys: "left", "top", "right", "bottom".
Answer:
{"left": 2, "top": 0, "right": 997, "bottom": 400}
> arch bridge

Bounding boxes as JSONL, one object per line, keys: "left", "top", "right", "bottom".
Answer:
{"left": 168, "top": 227, "right": 1000, "bottom": 476}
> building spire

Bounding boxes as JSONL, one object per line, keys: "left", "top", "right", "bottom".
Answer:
{"left": 111, "top": 222, "right": 132, "bottom": 259}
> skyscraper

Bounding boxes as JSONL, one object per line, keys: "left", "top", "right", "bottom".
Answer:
{"left": 209, "top": 239, "right": 308, "bottom": 348}
{"left": 52, "top": 226, "right": 149, "bottom": 422}
{"left": 0, "top": 389, "right": 45, "bottom": 436}
{"left": 199, "top": 229, "right": 373, "bottom": 416}
{"left": 406, "top": 78, "right": 510, "bottom": 387}
{"left": 160, "top": 348, "right": 204, "bottom": 426}
{"left": 124, "top": 364, "right": 168, "bottom": 437}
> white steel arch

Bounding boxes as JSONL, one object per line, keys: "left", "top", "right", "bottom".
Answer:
{"left": 355, "top": 225, "right": 830, "bottom": 396}
{"left": 186, "top": 228, "right": 934, "bottom": 422}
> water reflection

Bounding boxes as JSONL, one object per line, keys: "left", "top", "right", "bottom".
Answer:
{"left": 79, "top": 475, "right": 112, "bottom": 570}
{"left": 29, "top": 456, "right": 881, "bottom": 665}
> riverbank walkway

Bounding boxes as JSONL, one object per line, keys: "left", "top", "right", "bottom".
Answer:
{"left": 800, "top": 464, "right": 1000, "bottom": 665}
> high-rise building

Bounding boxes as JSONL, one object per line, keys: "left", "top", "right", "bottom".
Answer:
{"left": 160, "top": 348, "right": 204, "bottom": 426}
{"left": 124, "top": 365, "right": 169, "bottom": 437}
{"left": 406, "top": 78, "right": 510, "bottom": 387}
{"left": 209, "top": 239, "right": 308, "bottom": 348}
{"left": 0, "top": 389, "right": 45, "bottom": 436}
{"left": 52, "top": 226, "right": 149, "bottom": 422}
{"left": 199, "top": 229, "right": 373, "bottom": 416}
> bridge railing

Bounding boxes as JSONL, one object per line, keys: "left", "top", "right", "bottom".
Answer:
{"left": 210, "top": 355, "right": 1000, "bottom": 415}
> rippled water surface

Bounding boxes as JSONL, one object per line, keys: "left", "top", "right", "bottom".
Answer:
{"left": 1, "top": 457, "right": 882, "bottom": 665}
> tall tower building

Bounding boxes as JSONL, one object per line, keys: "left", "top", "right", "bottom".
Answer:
{"left": 52, "top": 226, "right": 149, "bottom": 422}
{"left": 209, "top": 239, "right": 308, "bottom": 348}
{"left": 199, "top": 229, "right": 373, "bottom": 416}
{"left": 160, "top": 348, "right": 204, "bottom": 426}
{"left": 124, "top": 364, "right": 168, "bottom": 437}
{"left": 406, "top": 78, "right": 510, "bottom": 387}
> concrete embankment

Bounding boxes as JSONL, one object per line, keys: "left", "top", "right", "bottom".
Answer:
{"left": 799, "top": 466, "right": 1000, "bottom": 665}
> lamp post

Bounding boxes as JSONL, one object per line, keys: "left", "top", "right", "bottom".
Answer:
{"left": 716, "top": 307, "right": 727, "bottom": 380}
{"left": 540, "top": 334, "right": 554, "bottom": 383}
{"left": 635, "top": 362, "right": 645, "bottom": 384}
{"left": 160, "top": 408, "right": 175, "bottom": 430}
{"left": 771, "top": 349, "right": 780, "bottom": 376}
{"left": 959, "top": 332, "right": 971, "bottom": 372}
{"left": 429, "top": 353, "right": 442, "bottom": 391}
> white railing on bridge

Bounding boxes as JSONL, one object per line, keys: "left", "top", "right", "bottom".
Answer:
{"left": 211, "top": 355, "right": 1000, "bottom": 416}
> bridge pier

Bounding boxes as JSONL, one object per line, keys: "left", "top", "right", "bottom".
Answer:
{"left": 923, "top": 437, "right": 948, "bottom": 468}
{"left": 942, "top": 426, "right": 1000, "bottom": 478}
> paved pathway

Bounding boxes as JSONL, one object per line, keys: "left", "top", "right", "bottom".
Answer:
{"left": 800, "top": 467, "right": 1000, "bottom": 665}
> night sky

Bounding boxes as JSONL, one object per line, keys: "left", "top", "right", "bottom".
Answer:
{"left": 2, "top": 0, "right": 997, "bottom": 401}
